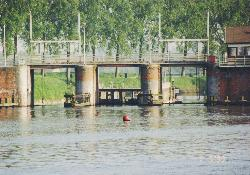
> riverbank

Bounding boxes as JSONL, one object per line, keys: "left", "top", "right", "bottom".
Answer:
{"left": 34, "top": 72, "right": 74, "bottom": 104}
{"left": 34, "top": 72, "right": 206, "bottom": 103}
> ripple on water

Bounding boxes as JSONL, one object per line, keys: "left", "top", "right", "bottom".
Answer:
{"left": 0, "top": 105, "right": 250, "bottom": 175}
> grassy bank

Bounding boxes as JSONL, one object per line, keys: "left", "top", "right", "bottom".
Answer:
{"left": 34, "top": 72, "right": 74, "bottom": 102}
{"left": 99, "top": 73, "right": 140, "bottom": 88}
{"left": 167, "top": 76, "right": 206, "bottom": 94}
{"left": 34, "top": 72, "right": 206, "bottom": 102}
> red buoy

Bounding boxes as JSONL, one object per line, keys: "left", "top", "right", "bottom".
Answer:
{"left": 123, "top": 115, "right": 130, "bottom": 121}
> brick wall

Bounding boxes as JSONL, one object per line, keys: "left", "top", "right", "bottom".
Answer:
{"left": 208, "top": 67, "right": 250, "bottom": 103}
{"left": 0, "top": 67, "right": 18, "bottom": 105}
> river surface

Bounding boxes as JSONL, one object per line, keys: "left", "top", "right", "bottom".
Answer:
{"left": 0, "top": 105, "right": 250, "bottom": 175}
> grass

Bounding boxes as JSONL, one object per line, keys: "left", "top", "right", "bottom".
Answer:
{"left": 34, "top": 72, "right": 75, "bottom": 101}
{"left": 99, "top": 73, "right": 140, "bottom": 88}
{"left": 34, "top": 72, "right": 206, "bottom": 102}
{"left": 166, "top": 76, "right": 206, "bottom": 94}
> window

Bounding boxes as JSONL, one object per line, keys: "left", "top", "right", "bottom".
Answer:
{"left": 228, "top": 47, "right": 236, "bottom": 57}
{"left": 237, "top": 47, "right": 245, "bottom": 56}
{"left": 246, "top": 47, "right": 250, "bottom": 56}
{"left": 12, "top": 95, "right": 15, "bottom": 103}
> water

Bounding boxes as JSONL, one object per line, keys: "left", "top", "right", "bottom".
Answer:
{"left": 0, "top": 105, "right": 250, "bottom": 175}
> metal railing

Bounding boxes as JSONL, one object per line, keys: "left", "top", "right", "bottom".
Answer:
{"left": 0, "top": 55, "right": 16, "bottom": 67}
{"left": 219, "top": 56, "right": 250, "bottom": 67}
{"left": 0, "top": 51, "right": 208, "bottom": 66}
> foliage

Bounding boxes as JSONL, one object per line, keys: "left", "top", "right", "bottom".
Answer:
{"left": 170, "top": 76, "right": 206, "bottom": 94}
{"left": 99, "top": 73, "right": 140, "bottom": 88}
{"left": 0, "top": 0, "right": 249, "bottom": 57}
{"left": 34, "top": 72, "right": 75, "bottom": 101}
{"left": 34, "top": 72, "right": 206, "bottom": 102}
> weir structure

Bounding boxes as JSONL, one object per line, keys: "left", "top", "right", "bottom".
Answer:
{"left": 0, "top": 12, "right": 209, "bottom": 107}
{"left": 2, "top": 13, "right": 249, "bottom": 107}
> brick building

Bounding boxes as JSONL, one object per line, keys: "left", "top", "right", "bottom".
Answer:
{"left": 226, "top": 26, "right": 250, "bottom": 62}
{"left": 208, "top": 26, "right": 250, "bottom": 104}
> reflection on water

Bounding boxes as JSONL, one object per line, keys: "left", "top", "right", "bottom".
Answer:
{"left": 0, "top": 105, "right": 250, "bottom": 175}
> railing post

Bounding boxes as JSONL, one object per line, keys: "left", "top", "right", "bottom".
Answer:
{"left": 78, "top": 13, "right": 81, "bottom": 63}
{"left": 3, "top": 24, "right": 6, "bottom": 67}
{"left": 207, "top": 11, "right": 210, "bottom": 60}
{"left": 167, "top": 42, "right": 170, "bottom": 62}
{"left": 83, "top": 23, "right": 86, "bottom": 64}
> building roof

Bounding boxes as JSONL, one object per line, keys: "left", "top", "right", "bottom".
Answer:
{"left": 225, "top": 26, "right": 250, "bottom": 44}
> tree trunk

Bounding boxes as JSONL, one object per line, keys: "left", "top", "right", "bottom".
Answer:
{"left": 2, "top": 36, "right": 4, "bottom": 57}
{"left": 162, "top": 44, "right": 165, "bottom": 59}
{"left": 92, "top": 45, "right": 95, "bottom": 61}
{"left": 41, "top": 69, "right": 45, "bottom": 76}
{"left": 139, "top": 37, "right": 143, "bottom": 59}
{"left": 43, "top": 34, "right": 46, "bottom": 59}
{"left": 116, "top": 44, "right": 119, "bottom": 61}
{"left": 14, "top": 34, "right": 17, "bottom": 64}
{"left": 67, "top": 68, "right": 71, "bottom": 84}
{"left": 115, "top": 44, "right": 120, "bottom": 77}
{"left": 181, "top": 43, "right": 187, "bottom": 76}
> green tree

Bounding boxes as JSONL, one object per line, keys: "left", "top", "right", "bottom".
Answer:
{"left": 79, "top": 0, "right": 105, "bottom": 60}
{"left": 0, "top": 0, "right": 28, "bottom": 57}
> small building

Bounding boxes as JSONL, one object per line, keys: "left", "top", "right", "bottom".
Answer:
{"left": 223, "top": 26, "right": 250, "bottom": 66}
{"left": 208, "top": 26, "right": 250, "bottom": 105}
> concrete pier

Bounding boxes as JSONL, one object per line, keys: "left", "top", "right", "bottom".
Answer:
{"left": 30, "top": 69, "right": 35, "bottom": 106}
{"left": 16, "top": 65, "right": 32, "bottom": 107}
{"left": 139, "top": 64, "right": 162, "bottom": 105}
{"left": 75, "top": 65, "right": 97, "bottom": 105}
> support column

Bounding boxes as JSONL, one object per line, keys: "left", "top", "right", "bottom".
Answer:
{"left": 16, "top": 65, "right": 31, "bottom": 107}
{"left": 207, "top": 65, "right": 219, "bottom": 105}
{"left": 139, "top": 64, "right": 161, "bottom": 105}
{"left": 30, "top": 69, "right": 35, "bottom": 106}
{"left": 95, "top": 67, "right": 99, "bottom": 105}
{"left": 66, "top": 68, "right": 71, "bottom": 84}
{"left": 75, "top": 65, "right": 97, "bottom": 105}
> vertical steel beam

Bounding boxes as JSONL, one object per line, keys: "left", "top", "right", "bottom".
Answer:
{"left": 158, "top": 13, "right": 161, "bottom": 54}
{"left": 3, "top": 25, "right": 6, "bottom": 66}
{"left": 30, "top": 11, "right": 32, "bottom": 41}
{"left": 78, "top": 13, "right": 81, "bottom": 58}
{"left": 207, "top": 11, "right": 210, "bottom": 59}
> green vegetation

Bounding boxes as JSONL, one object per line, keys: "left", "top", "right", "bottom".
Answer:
{"left": 168, "top": 76, "right": 206, "bottom": 94}
{"left": 1, "top": 1, "right": 249, "bottom": 56}
{"left": 34, "top": 72, "right": 206, "bottom": 101}
{"left": 99, "top": 73, "right": 140, "bottom": 88}
{"left": 34, "top": 72, "right": 74, "bottom": 101}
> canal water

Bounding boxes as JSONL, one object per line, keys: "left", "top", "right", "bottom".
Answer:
{"left": 0, "top": 105, "right": 250, "bottom": 175}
